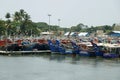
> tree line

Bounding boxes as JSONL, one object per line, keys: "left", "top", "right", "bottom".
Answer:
{"left": 0, "top": 9, "right": 119, "bottom": 37}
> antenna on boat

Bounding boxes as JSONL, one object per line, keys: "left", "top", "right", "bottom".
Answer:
{"left": 68, "top": 27, "right": 71, "bottom": 38}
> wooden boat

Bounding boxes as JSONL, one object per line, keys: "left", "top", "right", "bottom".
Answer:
{"left": 0, "top": 39, "right": 51, "bottom": 55}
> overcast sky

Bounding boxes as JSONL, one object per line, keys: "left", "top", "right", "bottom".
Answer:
{"left": 0, "top": 0, "right": 120, "bottom": 27}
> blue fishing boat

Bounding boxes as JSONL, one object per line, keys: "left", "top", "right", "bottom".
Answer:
{"left": 48, "top": 39, "right": 78, "bottom": 54}
{"left": 91, "top": 42, "right": 120, "bottom": 58}
{"left": 103, "top": 53, "right": 119, "bottom": 58}
{"left": 48, "top": 39, "right": 120, "bottom": 58}
{"left": 102, "top": 44, "right": 120, "bottom": 58}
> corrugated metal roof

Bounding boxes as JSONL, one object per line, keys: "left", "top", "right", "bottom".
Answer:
{"left": 64, "top": 32, "right": 75, "bottom": 36}
{"left": 78, "top": 32, "right": 88, "bottom": 36}
{"left": 113, "top": 31, "right": 120, "bottom": 34}
{"left": 41, "top": 32, "right": 53, "bottom": 35}
{"left": 64, "top": 32, "right": 69, "bottom": 36}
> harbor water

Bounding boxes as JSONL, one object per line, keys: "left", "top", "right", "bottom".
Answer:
{"left": 0, "top": 54, "right": 120, "bottom": 80}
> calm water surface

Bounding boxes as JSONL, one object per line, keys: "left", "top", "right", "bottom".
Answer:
{"left": 0, "top": 54, "right": 120, "bottom": 80}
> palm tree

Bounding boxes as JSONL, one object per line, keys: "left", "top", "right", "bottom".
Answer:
{"left": 13, "top": 11, "right": 20, "bottom": 22}
{"left": 5, "top": 13, "right": 11, "bottom": 25}
{"left": 13, "top": 9, "right": 37, "bottom": 36}
{"left": 24, "top": 14, "right": 30, "bottom": 21}
{"left": 20, "top": 9, "right": 26, "bottom": 21}
{"left": 5, "top": 13, "right": 11, "bottom": 36}
{"left": 5, "top": 13, "right": 11, "bottom": 19}
{"left": 13, "top": 9, "right": 31, "bottom": 35}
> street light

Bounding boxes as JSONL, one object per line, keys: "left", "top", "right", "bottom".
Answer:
{"left": 48, "top": 14, "right": 51, "bottom": 39}
{"left": 58, "top": 19, "right": 61, "bottom": 37}
{"left": 48, "top": 14, "right": 51, "bottom": 33}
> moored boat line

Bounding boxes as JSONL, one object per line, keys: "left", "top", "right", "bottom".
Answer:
{"left": 47, "top": 37, "right": 120, "bottom": 58}
{"left": 0, "top": 37, "right": 120, "bottom": 58}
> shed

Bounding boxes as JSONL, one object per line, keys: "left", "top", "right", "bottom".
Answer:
{"left": 64, "top": 32, "right": 75, "bottom": 36}
{"left": 78, "top": 32, "right": 89, "bottom": 37}
{"left": 108, "top": 31, "right": 120, "bottom": 37}
{"left": 41, "top": 32, "right": 53, "bottom": 35}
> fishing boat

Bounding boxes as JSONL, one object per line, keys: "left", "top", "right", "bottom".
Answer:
{"left": 48, "top": 39, "right": 79, "bottom": 55}
{"left": 0, "top": 38, "right": 51, "bottom": 55}
{"left": 101, "top": 43, "right": 120, "bottom": 58}
{"left": 48, "top": 39, "right": 101, "bottom": 57}
{"left": 86, "top": 40, "right": 120, "bottom": 58}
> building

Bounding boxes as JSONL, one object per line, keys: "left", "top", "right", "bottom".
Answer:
{"left": 78, "top": 32, "right": 89, "bottom": 37}
{"left": 108, "top": 31, "right": 120, "bottom": 37}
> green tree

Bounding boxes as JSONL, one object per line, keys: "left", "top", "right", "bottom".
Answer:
{"left": 13, "top": 9, "right": 33, "bottom": 35}
{"left": 113, "top": 24, "right": 120, "bottom": 31}
{"left": 0, "top": 20, "right": 6, "bottom": 36}
{"left": 5, "top": 12, "right": 12, "bottom": 36}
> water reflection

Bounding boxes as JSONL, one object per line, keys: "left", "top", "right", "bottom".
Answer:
{"left": 0, "top": 54, "right": 120, "bottom": 80}
{"left": 49, "top": 54, "right": 66, "bottom": 61}
{"left": 41, "top": 53, "right": 120, "bottom": 66}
